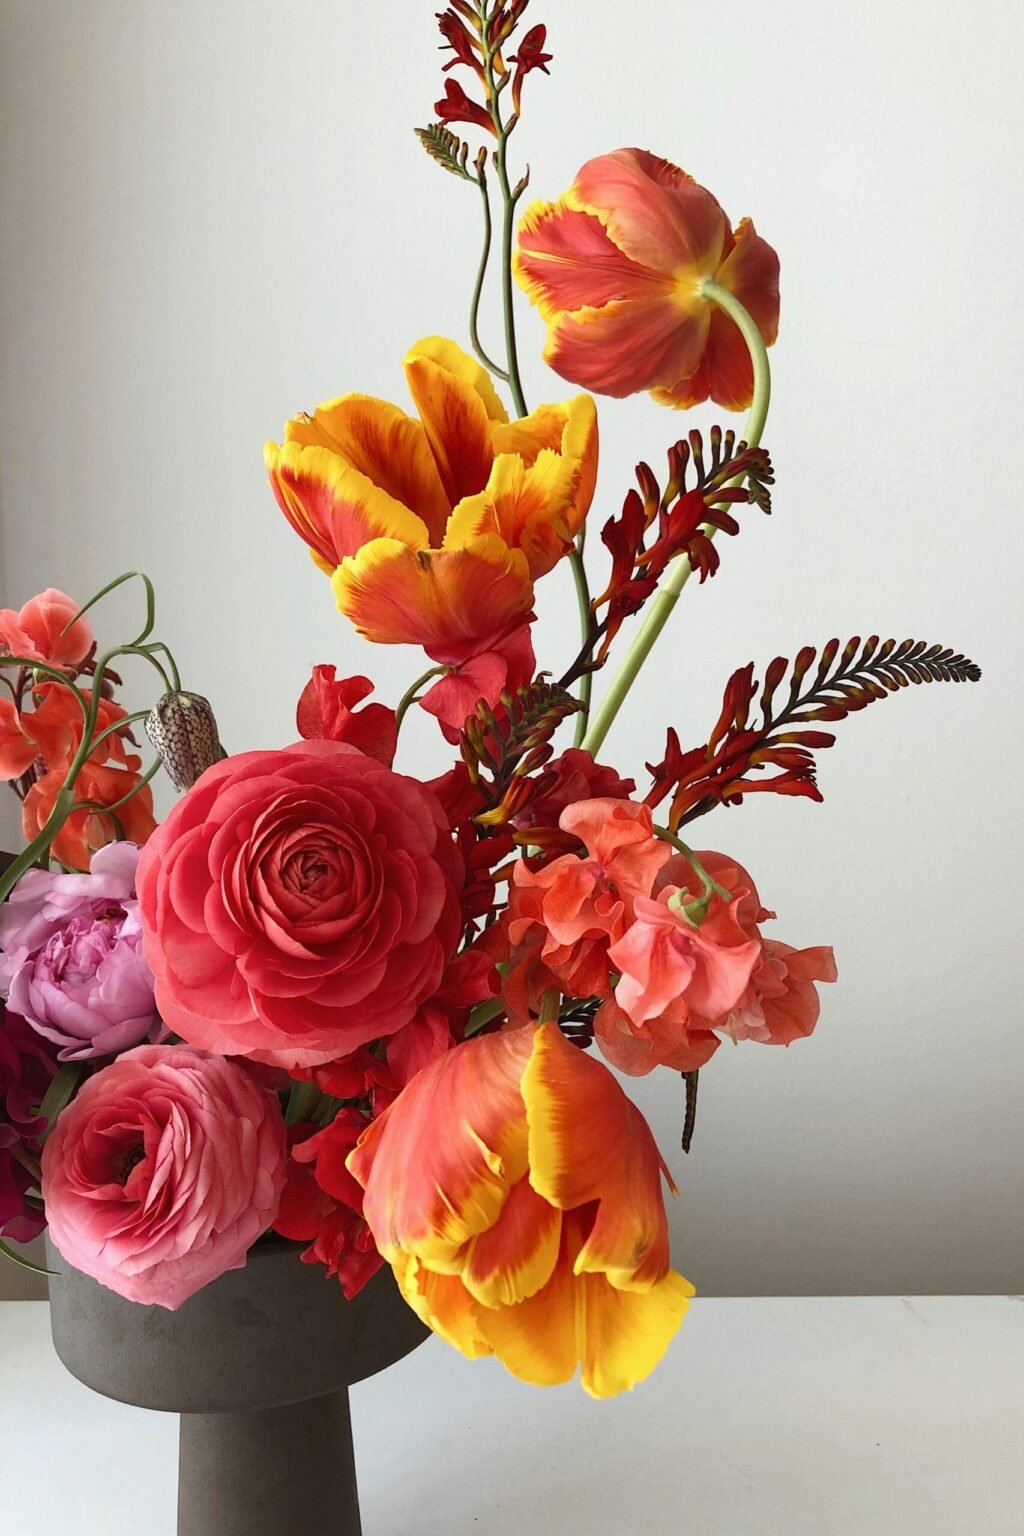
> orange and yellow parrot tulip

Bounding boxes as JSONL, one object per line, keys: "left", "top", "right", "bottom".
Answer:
{"left": 265, "top": 339, "right": 597, "bottom": 727}
{"left": 514, "top": 148, "right": 779, "bottom": 411}
{"left": 347, "top": 1020, "right": 693, "bottom": 1399}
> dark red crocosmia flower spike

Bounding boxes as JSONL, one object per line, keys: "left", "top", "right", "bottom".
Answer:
{"left": 435, "top": 78, "right": 495, "bottom": 135}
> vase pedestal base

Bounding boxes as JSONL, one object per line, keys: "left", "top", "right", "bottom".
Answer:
{"left": 178, "top": 1389, "right": 361, "bottom": 1536}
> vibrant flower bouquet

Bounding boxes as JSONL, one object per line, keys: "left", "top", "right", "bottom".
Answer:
{"left": 0, "top": 3, "right": 979, "bottom": 1400}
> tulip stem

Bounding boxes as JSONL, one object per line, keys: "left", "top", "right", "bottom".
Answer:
{"left": 580, "top": 282, "right": 771, "bottom": 756}
{"left": 480, "top": 2, "right": 528, "bottom": 418}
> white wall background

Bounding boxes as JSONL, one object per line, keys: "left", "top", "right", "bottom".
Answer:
{"left": 1, "top": 0, "right": 1021, "bottom": 1300}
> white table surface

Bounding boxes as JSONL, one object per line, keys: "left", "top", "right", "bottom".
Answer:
{"left": 2, "top": 1296, "right": 1022, "bottom": 1534}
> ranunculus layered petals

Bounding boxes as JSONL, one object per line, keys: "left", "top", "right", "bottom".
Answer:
{"left": 265, "top": 440, "right": 430, "bottom": 573}
{"left": 332, "top": 535, "right": 533, "bottom": 650}
{"left": 137, "top": 741, "right": 463, "bottom": 1069}
{"left": 41, "top": 1045, "right": 287, "bottom": 1309}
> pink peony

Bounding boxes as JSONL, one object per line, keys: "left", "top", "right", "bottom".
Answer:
{"left": 136, "top": 740, "right": 464, "bottom": 1069}
{"left": 41, "top": 1044, "right": 287, "bottom": 1309}
{"left": 0, "top": 843, "right": 159, "bottom": 1061}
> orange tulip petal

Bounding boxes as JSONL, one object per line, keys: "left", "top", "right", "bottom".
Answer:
{"left": 521, "top": 1022, "right": 674, "bottom": 1291}
{"left": 332, "top": 536, "right": 533, "bottom": 650}
{"left": 283, "top": 394, "right": 451, "bottom": 547}
{"left": 393, "top": 1253, "right": 492, "bottom": 1360}
{"left": 404, "top": 338, "right": 504, "bottom": 506}
{"left": 462, "top": 1173, "right": 562, "bottom": 1308}
{"left": 265, "top": 440, "right": 429, "bottom": 571}
{"left": 349, "top": 1026, "right": 533, "bottom": 1268}
{"left": 542, "top": 296, "right": 711, "bottom": 400}
{"left": 474, "top": 1226, "right": 580, "bottom": 1387}
{"left": 571, "top": 148, "right": 729, "bottom": 276}
{"left": 577, "top": 1267, "right": 695, "bottom": 1400}
{"left": 514, "top": 195, "right": 666, "bottom": 322}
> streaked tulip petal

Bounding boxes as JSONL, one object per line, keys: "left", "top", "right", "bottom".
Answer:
{"left": 284, "top": 394, "right": 451, "bottom": 546}
{"left": 264, "top": 440, "right": 429, "bottom": 572}
{"left": 543, "top": 297, "right": 711, "bottom": 400}
{"left": 393, "top": 1253, "right": 491, "bottom": 1359}
{"left": 349, "top": 1026, "right": 532, "bottom": 1268}
{"left": 404, "top": 337, "right": 505, "bottom": 506}
{"left": 475, "top": 1231, "right": 579, "bottom": 1387}
{"left": 577, "top": 1267, "right": 695, "bottom": 1400}
{"left": 332, "top": 536, "right": 533, "bottom": 649}
{"left": 521, "top": 1022, "right": 674, "bottom": 1290}
{"left": 462, "top": 1173, "right": 561, "bottom": 1307}
{"left": 572, "top": 148, "right": 728, "bottom": 274}
{"left": 514, "top": 195, "right": 665, "bottom": 320}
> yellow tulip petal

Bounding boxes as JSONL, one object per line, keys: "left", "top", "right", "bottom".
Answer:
{"left": 404, "top": 339, "right": 505, "bottom": 507}
{"left": 284, "top": 393, "right": 450, "bottom": 546}
{"left": 577, "top": 1268, "right": 695, "bottom": 1399}
{"left": 332, "top": 535, "right": 533, "bottom": 649}
{"left": 405, "top": 335, "right": 509, "bottom": 424}
{"left": 462, "top": 1175, "right": 562, "bottom": 1309}
{"left": 475, "top": 1240, "right": 580, "bottom": 1388}
{"left": 265, "top": 440, "right": 429, "bottom": 570}
{"left": 394, "top": 1254, "right": 492, "bottom": 1361}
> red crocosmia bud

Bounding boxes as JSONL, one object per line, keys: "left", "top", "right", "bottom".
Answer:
{"left": 510, "top": 24, "right": 552, "bottom": 114}
{"left": 435, "top": 78, "right": 496, "bottom": 136}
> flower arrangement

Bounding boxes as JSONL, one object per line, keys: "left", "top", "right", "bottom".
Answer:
{"left": 0, "top": 2, "right": 980, "bottom": 1401}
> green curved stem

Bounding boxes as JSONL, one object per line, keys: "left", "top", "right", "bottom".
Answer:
{"left": 394, "top": 664, "right": 447, "bottom": 741}
{"left": 480, "top": 3, "right": 528, "bottom": 418}
{"left": 569, "top": 538, "right": 593, "bottom": 745}
{"left": 470, "top": 172, "right": 510, "bottom": 381}
{"left": 581, "top": 281, "right": 771, "bottom": 756}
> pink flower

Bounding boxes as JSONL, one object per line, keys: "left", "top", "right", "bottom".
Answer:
{"left": 0, "top": 588, "right": 93, "bottom": 670}
{"left": 0, "top": 843, "right": 159, "bottom": 1061}
{"left": 1, "top": 1000, "right": 59, "bottom": 1243}
{"left": 41, "top": 1044, "right": 287, "bottom": 1309}
{"left": 608, "top": 893, "right": 760, "bottom": 1026}
{"left": 136, "top": 740, "right": 464, "bottom": 1069}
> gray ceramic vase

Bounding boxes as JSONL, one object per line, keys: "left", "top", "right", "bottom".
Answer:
{"left": 46, "top": 1234, "right": 428, "bottom": 1536}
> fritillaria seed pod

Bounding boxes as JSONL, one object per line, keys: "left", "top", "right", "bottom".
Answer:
{"left": 146, "top": 691, "right": 224, "bottom": 792}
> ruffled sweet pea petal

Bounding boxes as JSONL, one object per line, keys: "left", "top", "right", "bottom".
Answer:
{"left": 264, "top": 440, "right": 430, "bottom": 572}
{"left": 331, "top": 535, "right": 533, "bottom": 649}
{"left": 283, "top": 394, "right": 450, "bottom": 546}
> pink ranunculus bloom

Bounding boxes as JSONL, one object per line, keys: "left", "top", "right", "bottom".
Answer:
{"left": 0, "top": 842, "right": 159, "bottom": 1062}
{"left": 136, "top": 740, "right": 465, "bottom": 1069}
{"left": 41, "top": 1044, "right": 288, "bottom": 1309}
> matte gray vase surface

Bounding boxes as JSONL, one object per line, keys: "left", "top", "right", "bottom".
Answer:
{"left": 46, "top": 1234, "right": 428, "bottom": 1535}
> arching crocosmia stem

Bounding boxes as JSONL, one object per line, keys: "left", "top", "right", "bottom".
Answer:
{"left": 480, "top": 1, "right": 528, "bottom": 418}
{"left": 470, "top": 167, "right": 510, "bottom": 381}
{"left": 581, "top": 281, "right": 772, "bottom": 756}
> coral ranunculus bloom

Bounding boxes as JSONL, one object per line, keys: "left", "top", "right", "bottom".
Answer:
{"left": 265, "top": 339, "right": 597, "bottom": 722}
{"left": 514, "top": 148, "right": 780, "bottom": 410}
{"left": 348, "top": 1021, "right": 694, "bottom": 1399}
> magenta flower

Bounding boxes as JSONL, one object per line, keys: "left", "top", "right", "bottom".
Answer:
{"left": 0, "top": 842, "right": 159, "bottom": 1061}
{"left": 0, "top": 999, "right": 59, "bottom": 1242}
{"left": 42, "top": 1044, "right": 288, "bottom": 1309}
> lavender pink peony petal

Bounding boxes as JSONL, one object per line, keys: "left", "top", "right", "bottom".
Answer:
{"left": 41, "top": 1044, "right": 287, "bottom": 1309}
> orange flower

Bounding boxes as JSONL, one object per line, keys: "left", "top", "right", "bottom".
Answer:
{"left": 22, "top": 760, "right": 156, "bottom": 871}
{"left": 348, "top": 1021, "right": 693, "bottom": 1399}
{"left": 265, "top": 337, "right": 597, "bottom": 655}
{"left": 0, "top": 588, "right": 93, "bottom": 670}
{"left": 515, "top": 148, "right": 779, "bottom": 410}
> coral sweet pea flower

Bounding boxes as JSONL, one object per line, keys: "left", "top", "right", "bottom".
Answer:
{"left": 514, "top": 148, "right": 779, "bottom": 410}
{"left": 265, "top": 338, "right": 597, "bottom": 726}
{"left": 348, "top": 1021, "right": 693, "bottom": 1399}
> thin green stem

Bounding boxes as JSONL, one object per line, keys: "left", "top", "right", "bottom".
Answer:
{"left": 394, "top": 664, "right": 447, "bottom": 739}
{"left": 470, "top": 170, "right": 510, "bottom": 381}
{"left": 537, "top": 987, "right": 560, "bottom": 1025}
{"left": 0, "top": 657, "right": 90, "bottom": 722}
{"left": 581, "top": 280, "right": 771, "bottom": 756}
{"left": 653, "top": 824, "right": 732, "bottom": 902}
{"left": 284, "top": 1080, "right": 322, "bottom": 1127}
{"left": 569, "top": 538, "right": 593, "bottom": 745}
{"left": 480, "top": 3, "right": 528, "bottom": 418}
{"left": 463, "top": 994, "right": 506, "bottom": 1038}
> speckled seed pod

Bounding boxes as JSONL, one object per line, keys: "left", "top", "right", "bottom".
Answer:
{"left": 145, "top": 692, "right": 224, "bottom": 792}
